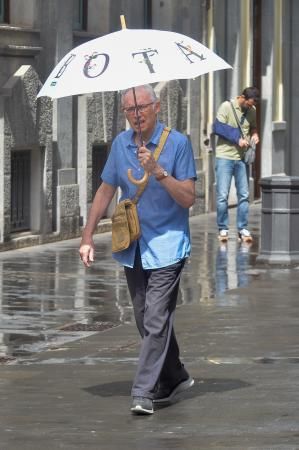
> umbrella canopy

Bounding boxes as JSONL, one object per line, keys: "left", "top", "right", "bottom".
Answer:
{"left": 37, "top": 28, "right": 231, "bottom": 99}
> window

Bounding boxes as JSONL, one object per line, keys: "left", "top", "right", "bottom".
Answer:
{"left": 143, "top": 0, "right": 152, "bottom": 29}
{"left": 11, "top": 150, "right": 31, "bottom": 232}
{"left": 0, "top": 0, "right": 9, "bottom": 23}
{"left": 73, "top": 0, "right": 87, "bottom": 31}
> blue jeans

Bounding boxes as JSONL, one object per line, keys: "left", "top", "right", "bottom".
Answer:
{"left": 215, "top": 157, "right": 250, "bottom": 231}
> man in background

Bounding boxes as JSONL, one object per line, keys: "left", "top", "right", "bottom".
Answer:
{"left": 213, "top": 86, "right": 260, "bottom": 243}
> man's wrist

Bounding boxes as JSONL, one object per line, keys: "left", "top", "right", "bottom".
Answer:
{"left": 82, "top": 228, "right": 94, "bottom": 242}
{"left": 155, "top": 168, "right": 168, "bottom": 181}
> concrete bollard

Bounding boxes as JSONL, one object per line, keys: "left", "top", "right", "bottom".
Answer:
{"left": 257, "top": 176, "right": 299, "bottom": 264}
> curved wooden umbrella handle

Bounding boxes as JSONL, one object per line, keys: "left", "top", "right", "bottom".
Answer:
{"left": 127, "top": 168, "right": 149, "bottom": 185}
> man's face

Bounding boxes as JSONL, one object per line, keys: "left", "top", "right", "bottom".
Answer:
{"left": 122, "top": 88, "right": 160, "bottom": 140}
{"left": 239, "top": 95, "right": 258, "bottom": 111}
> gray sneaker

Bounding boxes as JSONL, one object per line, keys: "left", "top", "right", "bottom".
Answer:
{"left": 153, "top": 376, "right": 195, "bottom": 404}
{"left": 131, "top": 396, "right": 154, "bottom": 415}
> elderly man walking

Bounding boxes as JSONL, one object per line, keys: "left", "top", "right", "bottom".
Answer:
{"left": 79, "top": 84, "right": 196, "bottom": 415}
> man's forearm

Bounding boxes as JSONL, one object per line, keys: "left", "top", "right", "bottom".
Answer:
{"left": 157, "top": 175, "right": 195, "bottom": 208}
{"left": 82, "top": 203, "right": 103, "bottom": 240}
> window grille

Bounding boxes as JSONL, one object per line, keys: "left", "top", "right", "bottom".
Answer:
{"left": 11, "top": 151, "right": 31, "bottom": 232}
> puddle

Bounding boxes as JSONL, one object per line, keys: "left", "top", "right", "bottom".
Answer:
{"left": 0, "top": 212, "right": 262, "bottom": 360}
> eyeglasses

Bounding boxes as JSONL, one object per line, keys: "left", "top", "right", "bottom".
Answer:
{"left": 122, "top": 102, "right": 154, "bottom": 115}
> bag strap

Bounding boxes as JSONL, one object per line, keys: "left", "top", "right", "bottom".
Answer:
{"left": 230, "top": 101, "right": 245, "bottom": 139}
{"left": 132, "top": 127, "right": 171, "bottom": 203}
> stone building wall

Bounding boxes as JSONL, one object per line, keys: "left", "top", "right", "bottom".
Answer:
{"left": 0, "top": 65, "right": 53, "bottom": 248}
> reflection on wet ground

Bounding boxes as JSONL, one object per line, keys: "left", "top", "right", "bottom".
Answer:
{"left": 0, "top": 208, "right": 262, "bottom": 359}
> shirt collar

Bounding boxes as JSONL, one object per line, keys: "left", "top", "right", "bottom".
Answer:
{"left": 127, "top": 121, "right": 164, "bottom": 149}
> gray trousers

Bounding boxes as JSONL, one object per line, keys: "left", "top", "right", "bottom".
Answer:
{"left": 124, "top": 245, "right": 188, "bottom": 399}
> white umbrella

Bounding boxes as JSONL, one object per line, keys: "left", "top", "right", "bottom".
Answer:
{"left": 37, "top": 18, "right": 231, "bottom": 184}
{"left": 37, "top": 26, "right": 231, "bottom": 99}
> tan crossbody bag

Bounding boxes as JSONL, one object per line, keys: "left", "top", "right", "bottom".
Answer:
{"left": 111, "top": 127, "right": 171, "bottom": 253}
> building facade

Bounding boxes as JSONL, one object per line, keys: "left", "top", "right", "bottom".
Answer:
{"left": 0, "top": 0, "right": 297, "bottom": 250}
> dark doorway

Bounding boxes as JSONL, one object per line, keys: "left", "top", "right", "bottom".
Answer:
{"left": 92, "top": 144, "right": 109, "bottom": 199}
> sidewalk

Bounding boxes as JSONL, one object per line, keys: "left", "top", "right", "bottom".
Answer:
{"left": 1, "top": 205, "right": 299, "bottom": 450}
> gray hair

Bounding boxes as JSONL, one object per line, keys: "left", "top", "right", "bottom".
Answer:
{"left": 120, "top": 84, "right": 158, "bottom": 106}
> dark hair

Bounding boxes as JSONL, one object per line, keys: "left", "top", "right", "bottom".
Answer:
{"left": 242, "top": 86, "right": 260, "bottom": 102}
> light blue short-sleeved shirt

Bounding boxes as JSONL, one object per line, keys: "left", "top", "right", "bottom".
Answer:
{"left": 101, "top": 121, "right": 197, "bottom": 269}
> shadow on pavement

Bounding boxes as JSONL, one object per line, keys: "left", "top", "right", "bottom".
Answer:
{"left": 83, "top": 377, "right": 252, "bottom": 398}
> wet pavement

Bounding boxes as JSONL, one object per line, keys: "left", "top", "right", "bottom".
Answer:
{"left": 1, "top": 204, "right": 299, "bottom": 449}
{"left": 0, "top": 206, "right": 261, "bottom": 360}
